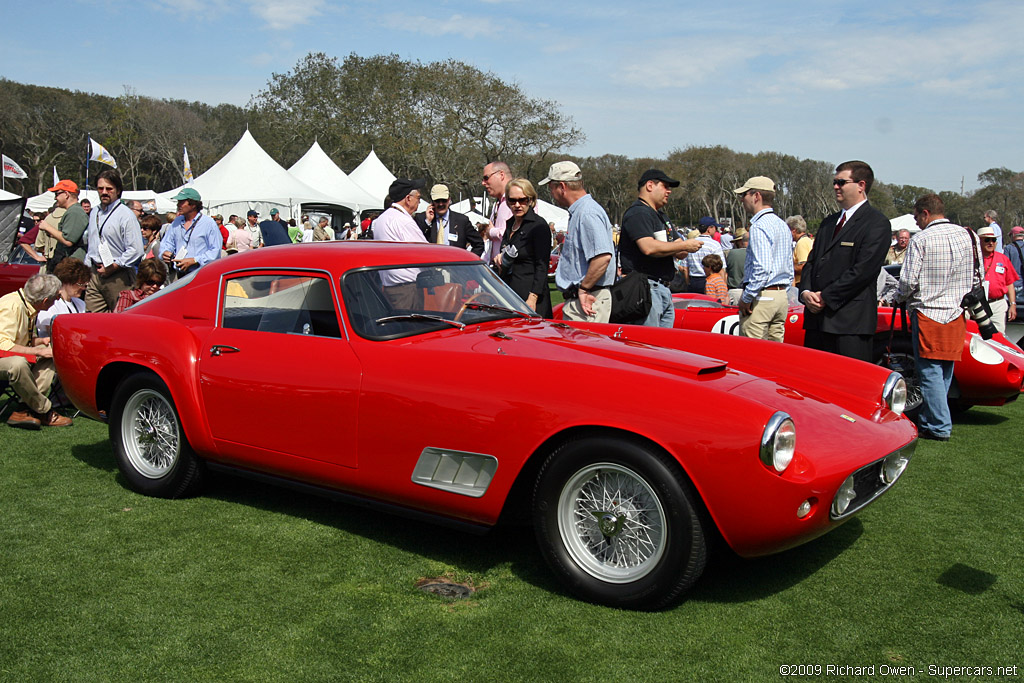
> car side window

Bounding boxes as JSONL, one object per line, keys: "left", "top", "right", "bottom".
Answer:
{"left": 221, "top": 274, "right": 341, "bottom": 338}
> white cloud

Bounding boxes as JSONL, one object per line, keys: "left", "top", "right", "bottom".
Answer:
{"left": 392, "top": 13, "right": 506, "bottom": 40}
{"left": 249, "top": 0, "right": 326, "bottom": 30}
{"left": 614, "top": 40, "right": 768, "bottom": 89}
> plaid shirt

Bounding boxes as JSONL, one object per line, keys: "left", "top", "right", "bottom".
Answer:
{"left": 896, "top": 220, "right": 982, "bottom": 324}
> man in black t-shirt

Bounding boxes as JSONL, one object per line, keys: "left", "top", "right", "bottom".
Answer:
{"left": 619, "top": 169, "right": 701, "bottom": 326}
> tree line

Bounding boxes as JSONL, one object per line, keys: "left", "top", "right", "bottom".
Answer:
{"left": 2, "top": 53, "right": 1022, "bottom": 232}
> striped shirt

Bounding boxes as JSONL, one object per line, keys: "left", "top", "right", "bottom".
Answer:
{"left": 896, "top": 220, "right": 981, "bottom": 324}
{"left": 684, "top": 235, "right": 724, "bottom": 277}
{"left": 742, "top": 208, "right": 794, "bottom": 304}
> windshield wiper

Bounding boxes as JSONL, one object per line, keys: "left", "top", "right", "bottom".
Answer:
{"left": 461, "top": 302, "right": 536, "bottom": 319}
{"left": 374, "top": 314, "right": 465, "bottom": 330}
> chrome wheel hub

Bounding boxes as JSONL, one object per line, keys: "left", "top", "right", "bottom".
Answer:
{"left": 557, "top": 463, "right": 667, "bottom": 583}
{"left": 121, "top": 389, "right": 179, "bottom": 478}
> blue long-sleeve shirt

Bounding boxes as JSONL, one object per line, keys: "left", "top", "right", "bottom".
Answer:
{"left": 161, "top": 212, "right": 222, "bottom": 271}
{"left": 742, "top": 208, "right": 794, "bottom": 304}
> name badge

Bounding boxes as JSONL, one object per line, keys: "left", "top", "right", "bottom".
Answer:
{"left": 175, "top": 245, "right": 189, "bottom": 261}
{"left": 98, "top": 241, "right": 115, "bottom": 268}
{"left": 448, "top": 233, "right": 459, "bottom": 243}
{"left": 996, "top": 264, "right": 1006, "bottom": 274}
{"left": 841, "top": 241, "right": 855, "bottom": 247}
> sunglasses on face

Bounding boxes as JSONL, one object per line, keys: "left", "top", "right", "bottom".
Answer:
{"left": 832, "top": 178, "right": 859, "bottom": 187}
{"left": 982, "top": 238, "right": 998, "bottom": 243}
{"left": 506, "top": 197, "right": 532, "bottom": 205}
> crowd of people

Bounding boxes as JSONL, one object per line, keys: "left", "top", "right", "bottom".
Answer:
{"left": 5, "top": 161, "right": 1022, "bottom": 442}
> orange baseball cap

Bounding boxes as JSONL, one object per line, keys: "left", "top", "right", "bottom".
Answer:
{"left": 48, "top": 179, "right": 79, "bottom": 194}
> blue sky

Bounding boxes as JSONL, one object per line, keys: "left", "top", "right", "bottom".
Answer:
{"left": 3, "top": 0, "right": 1020, "bottom": 192}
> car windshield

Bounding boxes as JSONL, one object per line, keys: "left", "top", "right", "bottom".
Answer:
{"left": 341, "top": 261, "right": 537, "bottom": 340}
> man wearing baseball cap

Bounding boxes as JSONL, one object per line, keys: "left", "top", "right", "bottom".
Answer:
{"left": 375, "top": 178, "right": 429, "bottom": 308}
{"left": 39, "top": 179, "right": 89, "bottom": 267}
{"left": 245, "top": 210, "right": 263, "bottom": 248}
{"left": 161, "top": 187, "right": 222, "bottom": 277}
{"left": 682, "top": 216, "right": 725, "bottom": 293}
{"left": 259, "top": 208, "right": 291, "bottom": 247}
{"left": 415, "top": 184, "right": 483, "bottom": 255}
{"left": 619, "top": 169, "right": 701, "bottom": 326}
{"left": 733, "top": 176, "right": 794, "bottom": 341}
{"left": 543, "top": 161, "right": 616, "bottom": 322}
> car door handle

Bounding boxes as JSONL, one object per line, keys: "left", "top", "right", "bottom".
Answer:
{"left": 210, "top": 344, "right": 241, "bottom": 357}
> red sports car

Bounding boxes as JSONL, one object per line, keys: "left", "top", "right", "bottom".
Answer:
{"left": 667, "top": 294, "right": 1024, "bottom": 411}
{"left": 0, "top": 262, "right": 39, "bottom": 298}
{"left": 53, "top": 243, "right": 916, "bottom": 609}
{"left": 553, "top": 294, "right": 1024, "bottom": 411}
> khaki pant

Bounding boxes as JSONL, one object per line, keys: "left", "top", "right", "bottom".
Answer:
{"left": 563, "top": 288, "right": 612, "bottom": 324}
{"left": 739, "top": 288, "right": 789, "bottom": 342}
{"left": 85, "top": 267, "right": 136, "bottom": 313}
{"left": 989, "top": 297, "right": 1008, "bottom": 335}
{"left": 0, "top": 355, "right": 55, "bottom": 414}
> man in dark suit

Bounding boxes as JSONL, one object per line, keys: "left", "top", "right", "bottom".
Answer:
{"left": 415, "top": 184, "right": 484, "bottom": 256}
{"left": 799, "top": 160, "right": 891, "bottom": 362}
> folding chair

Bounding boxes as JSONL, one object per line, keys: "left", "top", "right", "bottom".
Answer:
{"left": 0, "top": 380, "right": 20, "bottom": 421}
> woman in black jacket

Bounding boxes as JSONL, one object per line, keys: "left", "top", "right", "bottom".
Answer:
{"left": 495, "top": 178, "right": 552, "bottom": 317}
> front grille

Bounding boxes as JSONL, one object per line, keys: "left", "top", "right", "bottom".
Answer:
{"left": 830, "top": 443, "right": 914, "bottom": 520}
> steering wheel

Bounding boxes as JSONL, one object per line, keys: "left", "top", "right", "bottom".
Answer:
{"left": 455, "top": 292, "right": 499, "bottom": 322}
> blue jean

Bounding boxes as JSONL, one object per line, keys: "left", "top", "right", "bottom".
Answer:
{"left": 911, "top": 311, "right": 954, "bottom": 437}
{"left": 643, "top": 280, "right": 675, "bottom": 327}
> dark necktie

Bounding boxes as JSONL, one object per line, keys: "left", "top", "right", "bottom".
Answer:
{"left": 832, "top": 213, "right": 847, "bottom": 242}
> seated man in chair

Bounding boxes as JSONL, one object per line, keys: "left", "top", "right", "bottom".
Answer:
{"left": 1, "top": 273, "right": 73, "bottom": 429}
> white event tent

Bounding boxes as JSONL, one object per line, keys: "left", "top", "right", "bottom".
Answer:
{"left": 889, "top": 214, "right": 920, "bottom": 234}
{"left": 288, "top": 141, "right": 381, "bottom": 215}
{"left": 347, "top": 150, "right": 396, "bottom": 207}
{"left": 161, "top": 130, "right": 345, "bottom": 220}
{"left": 27, "top": 189, "right": 176, "bottom": 215}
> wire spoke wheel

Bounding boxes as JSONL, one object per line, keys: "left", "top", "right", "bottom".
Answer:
{"left": 558, "top": 463, "right": 666, "bottom": 583}
{"left": 121, "top": 389, "right": 180, "bottom": 478}
{"left": 110, "top": 373, "right": 204, "bottom": 498}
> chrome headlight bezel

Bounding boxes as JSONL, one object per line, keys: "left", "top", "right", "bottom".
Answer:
{"left": 760, "top": 412, "right": 796, "bottom": 474}
{"left": 882, "top": 372, "right": 907, "bottom": 415}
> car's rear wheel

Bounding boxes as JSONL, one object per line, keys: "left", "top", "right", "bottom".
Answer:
{"left": 109, "top": 373, "right": 204, "bottom": 498}
{"left": 533, "top": 437, "right": 706, "bottom": 610}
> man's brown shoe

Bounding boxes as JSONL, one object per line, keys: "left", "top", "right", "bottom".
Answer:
{"left": 7, "top": 410, "right": 42, "bottom": 430}
{"left": 37, "top": 410, "right": 73, "bottom": 427}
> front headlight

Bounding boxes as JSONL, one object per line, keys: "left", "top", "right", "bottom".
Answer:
{"left": 760, "top": 412, "right": 796, "bottom": 473}
{"left": 882, "top": 372, "right": 907, "bottom": 415}
{"left": 970, "top": 334, "right": 1003, "bottom": 365}
{"left": 832, "top": 475, "right": 857, "bottom": 516}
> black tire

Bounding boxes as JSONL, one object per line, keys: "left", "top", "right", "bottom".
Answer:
{"left": 109, "top": 373, "right": 205, "bottom": 498}
{"left": 532, "top": 437, "right": 707, "bottom": 610}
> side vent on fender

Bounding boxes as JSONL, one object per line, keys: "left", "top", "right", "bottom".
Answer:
{"left": 411, "top": 448, "right": 498, "bottom": 498}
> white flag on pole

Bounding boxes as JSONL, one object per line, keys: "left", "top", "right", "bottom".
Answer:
{"left": 53, "top": 166, "right": 60, "bottom": 187}
{"left": 183, "top": 145, "right": 194, "bottom": 183}
{"left": 88, "top": 137, "right": 117, "bottom": 168}
{"left": 2, "top": 154, "right": 28, "bottom": 179}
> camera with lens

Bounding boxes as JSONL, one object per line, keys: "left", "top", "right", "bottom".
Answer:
{"left": 962, "top": 287, "right": 997, "bottom": 339}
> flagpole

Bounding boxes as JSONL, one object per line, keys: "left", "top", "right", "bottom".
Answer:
{"left": 86, "top": 134, "right": 91, "bottom": 191}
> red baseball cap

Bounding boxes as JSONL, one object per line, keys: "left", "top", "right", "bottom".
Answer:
{"left": 48, "top": 179, "right": 79, "bottom": 194}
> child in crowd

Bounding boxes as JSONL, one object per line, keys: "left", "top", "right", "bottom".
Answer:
{"left": 702, "top": 253, "right": 729, "bottom": 305}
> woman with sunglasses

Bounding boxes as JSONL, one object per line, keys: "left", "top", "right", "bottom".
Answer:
{"left": 35, "top": 257, "right": 91, "bottom": 337}
{"left": 494, "top": 178, "right": 552, "bottom": 317}
{"left": 114, "top": 258, "right": 168, "bottom": 313}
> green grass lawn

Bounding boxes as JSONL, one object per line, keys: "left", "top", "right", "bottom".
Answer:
{"left": 1, "top": 400, "right": 1021, "bottom": 681}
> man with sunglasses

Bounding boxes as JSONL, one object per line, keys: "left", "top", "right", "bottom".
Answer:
{"left": 977, "top": 225, "right": 1017, "bottom": 335}
{"left": 799, "top": 160, "right": 890, "bottom": 362}
{"left": 39, "top": 180, "right": 89, "bottom": 267}
{"left": 415, "top": 184, "right": 483, "bottom": 256}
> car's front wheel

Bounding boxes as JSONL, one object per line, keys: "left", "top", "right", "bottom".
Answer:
{"left": 533, "top": 437, "right": 706, "bottom": 610}
{"left": 109, "top": 373, "right": 205, "bottom": 498}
